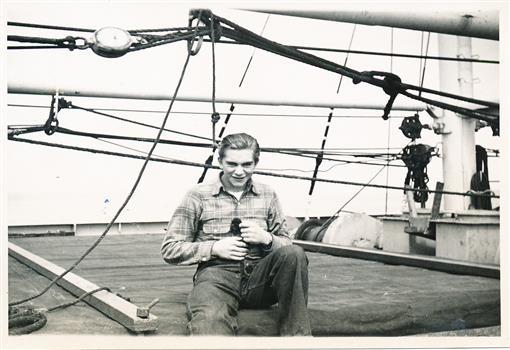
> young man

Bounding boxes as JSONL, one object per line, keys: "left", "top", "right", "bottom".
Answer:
{"left": 161, "top": 133, "right": 311, "bottom": 336}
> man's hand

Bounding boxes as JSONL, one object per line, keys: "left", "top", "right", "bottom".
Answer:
{"left": 211, "top": 237, "right": 248, "bottom": 260}
{"left": 240, "top": 221, "right": 272, "bottom": 245}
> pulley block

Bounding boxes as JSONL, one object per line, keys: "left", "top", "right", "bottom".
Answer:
{"left": 399, "top": 114, "right": 423, "bottom": 139}
{"left": 90, "top": 27, "right": 133, "bottom": 58}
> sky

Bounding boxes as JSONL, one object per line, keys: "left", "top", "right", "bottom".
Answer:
{"left": 2, "top": 1, "right": 505, "bottom": 225}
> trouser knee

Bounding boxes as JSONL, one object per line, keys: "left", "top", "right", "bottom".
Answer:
{"left": 275, "top": 245, "right": 308, "bottom": 265}
{"left": 187, "top": 304, "right": 237, "bottom": 335}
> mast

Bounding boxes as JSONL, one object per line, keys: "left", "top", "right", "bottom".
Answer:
{"left": 7, "top": 83, "right": 425, "bottom": 110}
{"left": 437, "top": 35, "right": 477, "bottom": 212}
{"left": 250, "top": 9, "right": 499, "bottom": 40}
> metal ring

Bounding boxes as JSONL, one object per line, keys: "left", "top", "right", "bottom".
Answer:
{"left": 73, "top": 37, "right": 90, "bottom": 50}
{"left": 187, "top": 17, "right": 203, "bottom": 56}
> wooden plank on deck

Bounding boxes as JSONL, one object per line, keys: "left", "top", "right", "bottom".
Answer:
{"left": 294, "top": 240, "right": 500, "bottom": 278}
{"left": 8, "top": 242, "right": 159, "bottom": 333}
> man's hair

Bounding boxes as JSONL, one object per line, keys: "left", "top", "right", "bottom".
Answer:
{"left": 218, "top": 133, "right": 260, "bottom": 163}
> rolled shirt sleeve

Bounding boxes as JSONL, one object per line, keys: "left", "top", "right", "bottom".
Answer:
{"left": 264, "top": 192, "right": 292, "bottom": 252}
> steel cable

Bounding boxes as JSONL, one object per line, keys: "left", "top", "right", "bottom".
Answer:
{"left": 8, "top": 135, "right": 499, "bottom": 199}
{"left": 205, "top": 38, "right": 499, "bottom": 64}
{"left": 65, "top": 103, "right": 213, "bottom": 142}
{"left": 8, "top": 124, "right": 408, "bottom": 166}
{"left": 7, "top": 103, "right": 413, "bottom": 119}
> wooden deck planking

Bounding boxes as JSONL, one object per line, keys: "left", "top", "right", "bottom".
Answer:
{"left": 8, "top": 235, "right": 501, "bottom": 336}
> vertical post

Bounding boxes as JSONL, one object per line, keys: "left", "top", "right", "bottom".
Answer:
{"left": 437, "top": 34, "right": 476, "bottom": 212}
{"left": 457, "top": 36, "right": 477, "bottom": 210}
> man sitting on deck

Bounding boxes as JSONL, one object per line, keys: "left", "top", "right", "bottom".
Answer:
{"left": 161, "top": 132, "right": 311, "bottom": 336}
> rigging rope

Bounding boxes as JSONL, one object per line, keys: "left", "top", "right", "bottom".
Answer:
{"left": 418, "top": 32, "right": 431, "bottom": 97}
{"left": 9, "top": 11, "right": 498, "bottom": 122}
{"left": 7, "top": 124, "right": 408, "bottom": 165}
{"left": 197, "top": 14, "right": 270, "bottom": 183}
{"left": 95, "top": 136, "right": 382, "bottom": 175}
{"left": 203, "top": 38, "right": 499, "bottom": 64}
{"left": 61, "top": 101, "right": 213, "bottom": 142}
{"left": 8, "top": 11, "right": 203, "bottom": 308}
{"left": 6, "top": 20, "right": 499, "bottom": 64}
{"left": 7, "top": 103, "right": 414, "bottom": 119}
{"left": 384, "top": 28, "right": 394, "bottom": 215}
{"left": 238, "top": 15, "right": 270, "bottom": 87}
{"left": 308, "top": 23, "right": 357, "bottom": 199}
{"left": 200, "top": 11, "right": 498, "bottom": 123}
{"left": 8, "top": 135, "right": 499, "bottom": 199}
{"left": 7, "top": 21, "right": 95, "bottom": 32}
{"left": 318, "top": 164, "right": 388, "bottom": 235}
{"left": 210, "top": 12, "right": 220, "bottom": 146}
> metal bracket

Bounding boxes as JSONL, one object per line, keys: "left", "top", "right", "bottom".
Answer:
{"left": 404, "top": 182, "right": 444, "bottom": 239}
{"left": 425, "top": 106, "right": 451, "bottom": 135}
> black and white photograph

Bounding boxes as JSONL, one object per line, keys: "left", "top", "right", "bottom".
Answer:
{"left": 1, "top": 1, "right": 508, "bottom": 349}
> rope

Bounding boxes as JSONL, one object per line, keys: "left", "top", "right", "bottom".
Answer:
{"left": 40, "top": 126, "right": 214, "bottom": 149}
{"left": 8, "top": 45, "right": 69, "bottom": 50}
{"left": 7, "top": 35, "right": 90, "bottom": 50}
{"left": 46, "top": 287, "right": 111, "bottom": 312}
{"left": 8, "top": 307, "right": 47, "bottom": 335}
{"left": 308, "top": 108, "right": 332, "bottom": 196}
{"left": 205, "top": 38, "right": 499, "bottom": 64}
{"left": 9, "top": 287, "right": 110, "bottom": 334}
{"left": 96, "top": 136, "right": 383, "bottom": 174}
{"left": 308, "top": 23, "right": 357, "bottom": 197}
{"left": 7, "top": 124, "right": 407, "bottom": 165}
{"left": 8, "top": 136, "right": 499, "bottom": 199}
{"left": 238, "top": 15, "right": 270, "bottom": 87}
{"left": 384, "top": 28, "right": 394, "bottom": 215}
{"left": 210, "top": 13, "right": 220, "bottom": 146}
{"left": 90, "top": 133, "right": 405, "bottom": 170}
{"left": 318, "top": 164, "right": 388, "bottom": 234}
{"left": 197, "top": 14, "right": 270, "bottom": 183}
{"left": 418, "top": 32, "right": 431, "bottom": 97}
{"left": 8, "top": 12, "right": 202, "bottom": 308}
{"left": 336, "top": 24, "right": 357, "bottom": 93}
{"left": 207, "top": 12, "right": 498, "bottom": 122}
{"left": 7, "top": 21, "right": 497, "bottom": 64}
{"left": 7, "top": 26, "right": 211, "bottom": 54}
{"left": 128, "top": 26, "right": 201, "bottom": 33}
{"left": 129, "top": 29, "right": 210, "bottom": 52}
{"left": 7, "top": 21, "right": 95, "bottom": 33}
{"left": 8, "top": 104, "right": 413, "bottom": 119}
{"left": 64, "top": 102, "right": 213, "bottom": 142}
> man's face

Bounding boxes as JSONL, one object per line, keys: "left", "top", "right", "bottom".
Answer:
{"left": 219, "top": 148, "right": 257, "bottom": 192}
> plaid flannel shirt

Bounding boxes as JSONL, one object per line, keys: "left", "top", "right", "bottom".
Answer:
{"left": 161, "top": 175, "right": 292, "bottom": 265}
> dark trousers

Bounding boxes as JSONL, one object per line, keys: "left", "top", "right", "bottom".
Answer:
{"left": 186, "top": 245, "right": 312, "bottom": 336}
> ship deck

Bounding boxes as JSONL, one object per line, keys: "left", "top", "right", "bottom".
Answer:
{"left": 8, "top": 234, "right": 501, "bottom": 336}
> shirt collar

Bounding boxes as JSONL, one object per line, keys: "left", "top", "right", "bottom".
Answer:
{"left": 212, "top": 172, "right": 260, "bottom": 196}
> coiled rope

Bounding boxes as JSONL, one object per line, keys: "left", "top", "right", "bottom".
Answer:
{"left": 9, "top": 287, "right": 110, "bottom": 335}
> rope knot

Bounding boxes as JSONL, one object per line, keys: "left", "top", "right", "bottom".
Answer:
{"left": 44, "top": 95, "right": 59, "bottom": 135}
